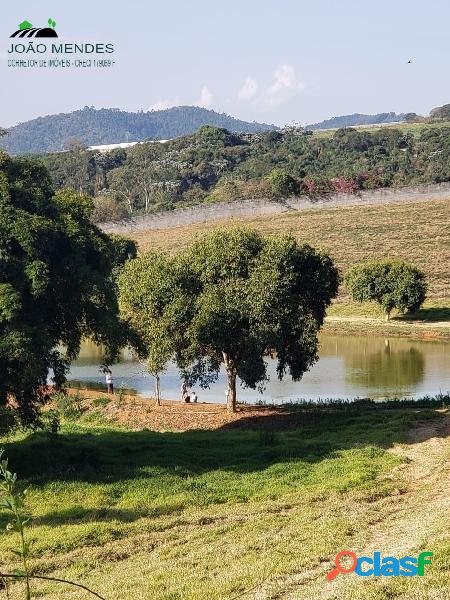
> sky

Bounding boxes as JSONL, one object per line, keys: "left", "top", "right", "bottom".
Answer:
{"left": 1, "top": 0, "right": 450, "bottom": 128}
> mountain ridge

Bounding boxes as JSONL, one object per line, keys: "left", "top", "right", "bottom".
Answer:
{"left": 1, "top": 106, "right": 412, "bottom": 156}
{"left": 307, "top": 112, "right": 406, "bottom": 130}
{"left": 0, "top": 106, "right": 277, "bottom": 155}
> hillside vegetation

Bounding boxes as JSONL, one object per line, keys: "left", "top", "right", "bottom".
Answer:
{"left": 0, "top": 106, "right": 276, "bottom": 154}
{"left": 31, "top": 121, "right": 450, "bottom": 220}
{"left": 307, "top": 111, "right": 405, "bottom": 130}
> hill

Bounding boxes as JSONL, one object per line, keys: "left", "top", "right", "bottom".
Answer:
{"left": 128, "top": 197, "right": 450, "bottom": 339}
{"left": 307, "top": 111, "right": 405, "bottom": 130}
{"left": 1, "top": 395, "right": 449, "bottom": 599}
{"left": 35, "top": 122, "right": 450, "bottom": 220}
{"left": 130, "top": 198, "right": 449, "bottom": 300}
{"left": 0, "top": 106, "right": 277, "bottom": 154}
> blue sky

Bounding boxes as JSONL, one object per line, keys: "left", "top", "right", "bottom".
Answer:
{"left": 1, "top": 0, "right": 450, "bottom": 127}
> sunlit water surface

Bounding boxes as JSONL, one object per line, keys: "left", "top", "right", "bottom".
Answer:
{"left": 67, "top": 336, "right": 450, "bottom": 404}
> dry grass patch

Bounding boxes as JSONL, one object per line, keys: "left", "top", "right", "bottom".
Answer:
{"left": 131, "top": 199, "right": 450, "bottom": 300}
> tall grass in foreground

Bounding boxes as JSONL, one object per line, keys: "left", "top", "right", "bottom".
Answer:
{"left": 0, "top": 449, "right": 105, "bottom": 599}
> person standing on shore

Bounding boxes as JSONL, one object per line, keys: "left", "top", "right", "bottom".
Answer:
{"left": 181, "top": 380, "right": 188, "bottom": 402}
{"left": 106, "top": 370, "right": 114, "bottom": 395}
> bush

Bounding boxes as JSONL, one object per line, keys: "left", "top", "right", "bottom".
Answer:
{"left": 91, "top": 196, "right": 129, "bottom": 223}
{"left": 0, "top": 407, "right": 19, "bottom": 436}
{"left": 92, "top": 396, "right": 111, "bottom": 408}
{"left": 267, "top": 168, "right": 298, "bottom": 197}
{"left": 345, "top": 259, "right": 427, "bottom": 320}
{"left": 53, "top": 391, "right": 87, "bottom": 420}
{"left": 39, "top": 409, "right": 61, "bottom": 438}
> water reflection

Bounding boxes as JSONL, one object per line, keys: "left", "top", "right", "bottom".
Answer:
{"left": 345, "top": 340, "right": 424, "bottom": 392}
{"left": 67, "top": 336, "right": 450, "bottom": 404}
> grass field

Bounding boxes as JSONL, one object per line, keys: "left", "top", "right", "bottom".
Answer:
{"left": 131, "top": 199, "right": 449, "bottom": 299}
{"left": 0, "top": 400, "right": 449, "bottom": 599}
{"left": 130, "top": 198, "right": 450, "bottom": 338}
{"left": 313, "top": 120, "right": 450, "bottom": 138}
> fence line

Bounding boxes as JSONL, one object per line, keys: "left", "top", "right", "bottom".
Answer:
{"left": 101, "top": 182, "right": 450, "bottom": 233}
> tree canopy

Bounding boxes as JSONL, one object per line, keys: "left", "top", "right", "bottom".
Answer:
{"left": 0, "top": 107, "right": 275, "bottom": 155}
{"left": 0, "top": 151, "right": 136, "bottom": 424}
{"left": 119, "top": 227, "right": 340, "bottom": 412}
{"left": 344, "top": 259, "right": 427, "bottom": 320}
{"left": 28, "top": 122, "right": 450, "bottom": 220}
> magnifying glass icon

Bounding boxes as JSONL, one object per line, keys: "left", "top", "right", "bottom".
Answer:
{"left": 327, "top": 550, "right": 358, "bottom": 581}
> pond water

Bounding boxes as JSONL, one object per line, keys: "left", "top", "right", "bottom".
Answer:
{"left": 67, "top": 336, "right": 450, "bottom": 404}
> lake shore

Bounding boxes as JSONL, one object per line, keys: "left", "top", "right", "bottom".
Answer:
{"left": 67, "top": 387, "right": 313, "bottom": 431}
{"left": 65, "top": 388, "right": 450, "bottom": 433}
{"left": 322, "top": 315, "right": 450, "bottom": 340}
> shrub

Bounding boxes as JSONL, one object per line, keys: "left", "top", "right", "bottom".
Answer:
{"left": 267, "top": 168, "right": 298, "bottom": 197}
{"left": 91, "top": 396, "right": 110, "bottom": 408}
{"left": 91, "top": 195, "right": 129, "bottom": 223}
{"left": 0, "top": 407, "right": 19, "bottom": 436}
{"left": 53, "top": 391, "right": 86, "bottom": 420}
{"left": 345, "top": 259, "right": 427, "bottom": 320}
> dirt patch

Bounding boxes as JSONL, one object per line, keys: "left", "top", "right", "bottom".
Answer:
{"left": 69, "top": 388, "right": 312, "bottom": 431}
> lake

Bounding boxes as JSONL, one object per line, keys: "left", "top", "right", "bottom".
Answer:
{"left": 67, "top": 335, "right": 450, "bottom": 404}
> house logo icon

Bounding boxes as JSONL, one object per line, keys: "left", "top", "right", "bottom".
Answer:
{"left": 10, "top": 19, "right": 58, "bottom": 38}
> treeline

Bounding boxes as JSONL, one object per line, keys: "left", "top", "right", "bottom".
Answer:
{"left": 405, "top": 103, "right": 450, "bottom": 123}
{"left": 39, "top": 123, "right": 450, "bottom": 222}
{"left": 0, "top": 106, "right": 275, "bottom": 155}
{"left": 307, "top": 112, "right": 405, "bottom": 130}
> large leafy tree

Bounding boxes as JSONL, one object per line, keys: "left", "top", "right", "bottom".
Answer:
{"left": 344, "top": 259, "right": 427, "bottom": 320}
{"left": 119, "top": 227, "right": 339, "bottom": 412}
{"left": 0, "top": 151, "right": 136, "bottom": 424}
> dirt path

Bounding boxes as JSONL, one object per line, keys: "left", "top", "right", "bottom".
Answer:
{"left": 245, "top": 412, "right": 450, "bottom": 599}
{"left": 326, "top": 315, "right": 450, "bottom": 330}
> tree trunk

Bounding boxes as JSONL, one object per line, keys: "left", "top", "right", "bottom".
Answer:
{"left": 223, "top": 353, "right": 237, "bottom": 413}
{"left": 155, "top": 374, "right": 161, "bottom": 406}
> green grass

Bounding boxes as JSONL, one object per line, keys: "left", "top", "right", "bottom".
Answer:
{"left": 0, "top": 405, "right": 448, "bottom": 599}
{"left": 327, "top": 298, "right": 450, "bottom": 321}
{"left": 324, "top": 298, "right": 450, "bottom": 338}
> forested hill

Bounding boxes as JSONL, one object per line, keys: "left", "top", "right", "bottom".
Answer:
{"left": 0, "top": 106, "right": 277, "bottom": 155}
{"left": 36, "top": 123, "right": 450, "bottom": 223}
{"left": 307, "top": 112, "right": 406, "bottom": 130}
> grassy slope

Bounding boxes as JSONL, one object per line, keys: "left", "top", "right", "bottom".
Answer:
{"left": 0, "top": 405, "right": 449, "bottom": 599}
{"left": 313, "top": 120, "right": 450, "bottom": 138}
{"left": 130, "top": 198, "right": 450, "bottom": 338}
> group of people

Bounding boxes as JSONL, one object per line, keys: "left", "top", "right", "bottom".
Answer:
{"left": 105, "top": 371, "right": 199, "bottom": 404}
{"left": 180, "top": 381, "right": 198, "bottom": 403}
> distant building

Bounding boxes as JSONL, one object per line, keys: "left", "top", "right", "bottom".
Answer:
{"left": 87, "top": 140, "right": 170, "bottom": 153}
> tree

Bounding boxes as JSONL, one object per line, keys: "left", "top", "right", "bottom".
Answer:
{"left": 0, "top": 152, "right": 136, "bottom": 424}
{"left": 119, "top": 228, "right": 339, "bottom": 412}
{"left": 344, "top": 259, "right": 427, "bottom": 321}
{"left": 267, "top": 168, "right": 298, "bottom": 197}
{"left": 429, "top": 104, "right": 450, "bottom": 121}
{"left": 91, "top": 195, "right": 129, "bottom": 223}
{"left": 119, "top": 252, "right": 174, "bottom": 405}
